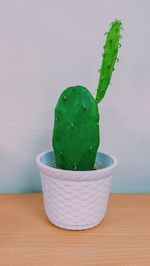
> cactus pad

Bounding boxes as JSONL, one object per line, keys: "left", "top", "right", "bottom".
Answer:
{"left": 96, "top": 20, "right": 122, "bottom": 103}
{"left": 52, "top": 86, "right": 99, "bottom": 170}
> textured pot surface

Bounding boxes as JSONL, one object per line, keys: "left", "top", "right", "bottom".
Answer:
{"left": 36, "top": 151, "right": 118, "bottom": 230}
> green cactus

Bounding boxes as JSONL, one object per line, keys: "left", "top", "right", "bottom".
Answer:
{"left": 52, "top": 86, "right": 99, "bottom": 170}
{"left": 96, "top": 20, "right": 122, "bottom": 103}
{"left": 52, "top": 20, "right": 122, "bottom": 170}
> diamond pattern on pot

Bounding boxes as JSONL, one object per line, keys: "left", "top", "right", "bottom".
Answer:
{"left": 41, "top": 173, "right": 112, "bottom": 227}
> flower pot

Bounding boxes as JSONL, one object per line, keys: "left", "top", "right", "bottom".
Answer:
{"left": 36, "top": 151, "right": 118, "bottom": 230}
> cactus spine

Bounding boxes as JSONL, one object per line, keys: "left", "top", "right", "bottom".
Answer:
{"left": 52, "top": 20, "right": 122, "bottom": 170}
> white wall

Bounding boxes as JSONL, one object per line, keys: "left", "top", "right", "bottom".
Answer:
{"left": 0, "top": 0, "right": 150, "bottom": 193}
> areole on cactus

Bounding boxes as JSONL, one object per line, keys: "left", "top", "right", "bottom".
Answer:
{"left": 52, "top": 19, "right": 122, "bottom": 171}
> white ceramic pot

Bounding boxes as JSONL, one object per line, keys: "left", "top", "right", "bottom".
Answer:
{"left": 36, "top": 151, "right": 118, "bottom": 230}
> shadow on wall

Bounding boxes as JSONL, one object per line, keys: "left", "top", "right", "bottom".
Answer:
{"left": 0, "top": 130, "right": 50, "bottom": 193}
{"left": 101, "top": 104, "right": 150, "bottom": 193}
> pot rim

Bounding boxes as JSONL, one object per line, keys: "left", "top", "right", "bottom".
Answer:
{"left": 36, "top": 150, "right": 118, "bottom": 176}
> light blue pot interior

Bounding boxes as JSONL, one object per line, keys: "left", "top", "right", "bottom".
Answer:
{"left": 40, "top": 151, "right": 114, "bottom": 170}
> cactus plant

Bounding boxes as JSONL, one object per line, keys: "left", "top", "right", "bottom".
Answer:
{"left": 52, "top": 20, "right": 122, "bottom": 170}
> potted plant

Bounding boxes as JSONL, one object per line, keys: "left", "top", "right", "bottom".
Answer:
{"left": 36, "top": 20, "right": 122, "bottom": 230}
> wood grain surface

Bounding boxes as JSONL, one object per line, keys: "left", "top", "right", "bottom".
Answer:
{"left": 0, "top": 193, "right": 150, "bottom": 266}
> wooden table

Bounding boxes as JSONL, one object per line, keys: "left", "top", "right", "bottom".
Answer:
{"left": 0, "top": 194, "right": 150, "bottom": 265}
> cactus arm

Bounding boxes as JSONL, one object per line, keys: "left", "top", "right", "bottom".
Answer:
{"left": 96, "top": 20, "right": 122, "bottom": 104}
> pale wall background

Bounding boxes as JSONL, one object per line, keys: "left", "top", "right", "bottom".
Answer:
{"left": 0, "top": 0, "right": 150, "bottom": 193}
